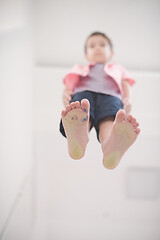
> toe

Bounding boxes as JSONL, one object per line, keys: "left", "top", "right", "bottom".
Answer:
{"left": 127, "top": 116, "right": 140, "bottom": 129}
{"left": 66, "top": 105, "right": 72, "bottom": 112}
{"left": 81, "top": 99, "right": 90, "bottom": 113}
{"left": 126, "top": 115, "right": 140, "bottom": 132}
{"left": 70, "top": 102, "right": 76, "bottom": 109}
{"left": 134, "top": 121, "right": 139, "bottom": 128}
{"left": 135, "top": 127, "right": 141, "bottom": 135}
{"left": 75, "top": 101, "right": 81, "bottom": 109}
{"left": 61, "top": 110, "right": 67, "bottom": 118}
{"left": 126, "top": 114, "right": 133, "bottom": 123}
{"left": 131, "top": 117, "right": 136, "bottom": 126}
{"left": 115, "top": 109, "right": 126, "bottom": 123}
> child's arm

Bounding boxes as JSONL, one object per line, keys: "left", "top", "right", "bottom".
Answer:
{"left": 121, "top": 79, "right": 131, "bottom": 114}
{"left": 62, "top": 73, "right": 80, "bottom": 107}
{"left": 62, "top": 87, "right": 73, "bottom": 107}
{"left": 63, "top": 74, "right": 80, "bottom": 91}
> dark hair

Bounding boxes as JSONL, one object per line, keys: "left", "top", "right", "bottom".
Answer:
{"left": 84, "top": 31, "right": 113, "bottom": 53}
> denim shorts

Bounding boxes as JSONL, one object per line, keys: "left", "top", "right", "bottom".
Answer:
{"left": 59, "top": 91, "right": 123, "bottom": 141}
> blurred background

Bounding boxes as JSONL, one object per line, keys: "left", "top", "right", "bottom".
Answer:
{"left": 0, "top": 0, "right": 160, "bottom": 239}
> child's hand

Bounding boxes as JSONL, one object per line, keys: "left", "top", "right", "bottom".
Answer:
{"left": 122, "top": 97, "right": 131, "bottom": 114}
{"left": 62, "top": 87, "right": 73, "bottom": 107}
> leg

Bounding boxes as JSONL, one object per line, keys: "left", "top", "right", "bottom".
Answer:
{"left": 98, "top": 116, "right": 114, "bottom": 144}
{"left": 61, "top": 99, "right": 90, "bottom": 159}
{"left": 99, "top": 109, "right": 140, "bottom": 169}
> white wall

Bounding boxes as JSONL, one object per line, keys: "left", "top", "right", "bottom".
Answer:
{"left": 33, "top": 0, "right": 160, "bottom": 71}
{"left": 0, "top": 1, "right": 35, "bottom": 239}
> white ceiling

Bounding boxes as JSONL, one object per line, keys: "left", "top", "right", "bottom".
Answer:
{"left": 33, "top": 0, "right": 160, "bottom": 71}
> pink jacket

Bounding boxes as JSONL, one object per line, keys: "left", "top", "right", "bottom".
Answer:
{"left": 63, "top": 62, "right": 135, "bottom": 94}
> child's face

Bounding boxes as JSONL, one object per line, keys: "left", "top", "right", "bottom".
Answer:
{"left": 85, "top": 35, "right": 113, "bottom": 64}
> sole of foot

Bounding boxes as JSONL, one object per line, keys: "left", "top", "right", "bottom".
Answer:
{"left": 61, "top": 99, "right": 90, "bottom": 159}
{"left": 102, "top": 109, "right": 140, "bottom": 169}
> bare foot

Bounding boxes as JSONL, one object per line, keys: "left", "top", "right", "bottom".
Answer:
{"left": 61, "top": 99, "right": 90, "bottom": 159}
{"left": 102, "top": 109, "right": 140, "bottom": 169}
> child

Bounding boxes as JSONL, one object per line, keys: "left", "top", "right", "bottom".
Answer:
{"left": 59, "top": 32, "right": 140, "bottom": 169}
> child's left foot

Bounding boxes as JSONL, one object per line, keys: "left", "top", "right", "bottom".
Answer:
{"left": 102, "top": 109, "right": 140, "bottom": 169}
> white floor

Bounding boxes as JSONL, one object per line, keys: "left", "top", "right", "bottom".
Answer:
{"left": 31, "top": 67, "right": 160, "bottom": 240}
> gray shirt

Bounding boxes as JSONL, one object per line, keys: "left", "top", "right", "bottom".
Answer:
{"left": 74, "top": 63, "right": 122, "bottom": 100}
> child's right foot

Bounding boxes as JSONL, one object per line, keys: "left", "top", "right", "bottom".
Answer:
{"left": 61, "top": 99, "right": 90, "bottom": 159}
